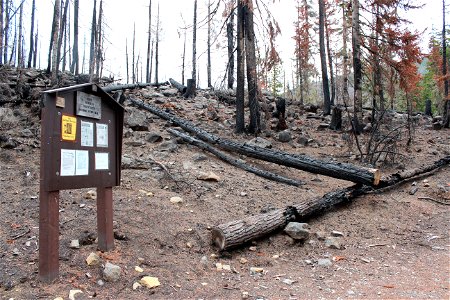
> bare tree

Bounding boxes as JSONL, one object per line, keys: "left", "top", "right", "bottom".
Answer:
{"left": 319, "top": 0, "right": 331, "bottom": 115}
{"left": 48, "top": 0, "right": 60, "bottom": 80}
{"left": 56, "top": 0, "right": 69, "bottom": 72}
{"left": 146, "top": 0, "right": 152, "bottom": 83}
{"left": 17, "top": 1, "right": 23, "bottom": 67}
{"left": 154, "top": 3, "right": 160, "bottom": 84}
{"left": 89, "top": 0, "right": 97, "bottom": 79}
{"left": 132, "top": 22, "right": 135, "bottom": 83}
{"left": 443, "top": 0, "right": 449, "bottom": 127}
{"left": 125, "top": 38, "right": 129, "bottom": 83}
{"left": 227, "top": 5, "right": 235, "bottom": 89}
{"left": 0, "top": 0, "right": 3, "bottom": 64}
{"left": 95, "top": 0, "right": 103, "bottom": 77}
{"left": 70, "top": 0, "right": 79, "bottom": 74}
{"left": 27, "top": 0, "right": 35, "bottom": 67}
{"left": 185, "top": 0, "right": 198, "bottom": 97}
{"left": 4, "top": 0, "right": 9, "bottom": 64}
{"left": 352, "top": 0, "right": 363, "bottom": 132}
{"left": 235, "top": 0, "right": 245, "bottom": 133}
{"left": 33, "top": 24, "right": 38, "bottom": 68}
{"left": 341, "top": 1, "right": 350, "bottom": 105}
{"left": 207, "top": 0, "right": 212, "bottom": 88}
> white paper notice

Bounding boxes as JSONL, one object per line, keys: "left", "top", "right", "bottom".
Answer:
{"left": 80, "top": 121, "right": 94, "bottom": 147}
{"left": 95, "top": 152, "right": 109, "bottom": 170}
{"left": 96, "top": 123, "right": 108, "bottom": 147}
{"left": 75, "top": 150, "right": 89, "bottom": 175}
{"left": 60, "top": 149, "right": 76, "bottom": 176}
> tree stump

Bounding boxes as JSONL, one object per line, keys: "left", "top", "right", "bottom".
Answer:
{"left": 329, "top": 106, "right": 342, "bottom": 130}
{"left": 184, "top": 79, "right": 196, "bottom": 98}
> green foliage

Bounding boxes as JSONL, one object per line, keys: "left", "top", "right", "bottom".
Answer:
{"left": 417, "top": 62, "right": 440, "bottom": 113}
{"left": 268, "top": 63, "right": 283, "bottom": 96}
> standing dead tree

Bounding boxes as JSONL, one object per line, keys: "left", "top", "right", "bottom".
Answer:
{"left": 146, "top": 0, "right": 152, "bottom": 83}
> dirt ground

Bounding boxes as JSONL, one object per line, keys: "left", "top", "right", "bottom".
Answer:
{"left": 0, "top": 87, "right": 449, "bottom": 300}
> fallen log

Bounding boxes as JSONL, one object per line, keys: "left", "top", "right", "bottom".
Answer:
{"left": 128, "top": 97, "right": 381, "bottom": 186}
{"left": 102, "top": 82, "right": 168, "bottom": 93}
{"left": 168, "top": 78, "right": 187, "bottom": 94}
{"left": 167, "top": 128, "right": 303, "bottom": 187}
{"left": 211, "top": 156, "right": 450, "bottom": 251}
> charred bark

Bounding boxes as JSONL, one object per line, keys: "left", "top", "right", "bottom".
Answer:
{"left": 212, "top": 156, "right": 450, "bottom": 251}
{"left": 128, "top": 97, "right": 381, "bottom": 186}
{"left": 167, "top": 128, "right": 303, "bottom": 187}
{"left": 169, "top": 78, "right": 187, "bottom": 94}
{"left": 102, "top": 82, "right": 167, "bottom": 93}
{"left": 184, "top": 79, "right": 196, "bottom": 98}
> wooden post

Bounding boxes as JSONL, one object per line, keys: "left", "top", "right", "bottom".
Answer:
{"left": 39, "top": 190, "right": 60, "bottom": 283}
{"left": 96, "top": 186, "right": 114, "bottom": 251}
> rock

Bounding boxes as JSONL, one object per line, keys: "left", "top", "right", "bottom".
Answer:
{"left": 192, "top": 153, "right": 208, "bottom": 161}
{"left": 145, "top": 132, "right": 163, "bottom": 143}
{"left": 84, "top": 190, "right": 97, "bottom": 200}
{"left": 278, "top": 130, "right": 292, "bottom": 143}
{"left": 162, "top": 88, "right": 178, "bottom": 97}
{"left": 240, "top": 257, "right": 248, "bottom": 264}
{"left": 317, "top": 258, "right": 332, "bottom": 267}
{"left": 282, "top": 278, "right": 296, "bottom": 285}
{"left": 21, "top": 128, "right": 34, "bottom": 137}
{"left": 125, "top": 108, "right": 148, "bottom": 131}
{"left": 135, "top": 266, "right": 144, "bottom": 273}
{"left": 68, "top": 289, "right": 83, "bottom": 300}
{"left": 317, "top": 123, "right": 329, "bottom": 130}
{"left": 331, "top": 230, "right": 344, "bottom": 237}
{"left": 284, "top": 222, "right": 310, "bottom": 241}
{"left": 250, "top": 267, "right": 264, "bottom": 275}
{"left": 103, "top": 262, "right": 122, "bottom": 282}
{"left": 144, "top": 91, "right": 164, "bottom": 98}
{"left": 197, "top": 171, "right": 220, "bottom": 182}
{"left": 0, "top": 137, "right": 18, "bottom": 149}
{"left": 409, "top": 186, "right": 419, "bottom": 195}
{"left": 170, "top": 196, "right": 184, "bottom": 204}
{"left": 325, "top": 236, "right": 343, "bottom": 249}
{"left": 133, "top": 282, "right": 142, "bottom": 290}
{"left": 154, "top": 98, "right": 166, "bottom": 104}
{"left": 97, "top": 279, "right": 105, "bottom": 286}
{"left": 139, "top": 276, "right": 161, "bottom": 289}
{"left": 54, "top": 297, "right": 64, "bottom": 300}
{"left": 240, "top": 191, "right": 248, "bottom": 197}
{"left": 86, "top": 252, "right": 101, "bottom": 266}
{"left": 245, "top": 137, "right": 272, "bottom": 149}
{"left": 297, "top": 136, "right": 309, "bottom": 146}
{"left": 70, "top": 240, "right": 80, "bottom": 249}
{"left": 432, "top": 122, "right": 443, "bottom": 130}
{"left": 158, "top": 141, "right": 178, "bottom": 152}
{"left": 363, "top": 122, "right": 373, "bottom": 132}
{"left": 12, "top": 248, "right": 20, "bottom": 256}
{"left": 242, "top": 291, "right": 250, "bottom": 299}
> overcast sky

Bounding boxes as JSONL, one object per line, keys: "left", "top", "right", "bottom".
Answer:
{"left": 15, "top": 0, "right": 443, "bottom": 88}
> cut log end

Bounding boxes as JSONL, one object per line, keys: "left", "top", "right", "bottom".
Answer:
{"left": 211, "top": 228, "right": 225, "bottom": 250}
{"left": 371, "top": 168, "right": 381, "bottom": 186}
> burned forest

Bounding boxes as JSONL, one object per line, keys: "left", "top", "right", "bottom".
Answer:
{"left": 0, "top": 0, "right": 449, "bottom": 299}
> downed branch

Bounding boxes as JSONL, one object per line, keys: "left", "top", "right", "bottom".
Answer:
{"left": 211, "top": 156, "right": 449, "bottom": 251}
{"left": 128, "top": 97, "right": 381, "bottom": 186}
{"left": 102, "top": 82, "right": 168, "bottom": 93}
{"left": 167, "top": 128, "right": 303, "bottom": 187}
{"left": 169, "top": 78, "right": 187, "bottom": 94}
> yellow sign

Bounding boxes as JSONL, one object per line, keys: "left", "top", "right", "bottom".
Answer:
{"left": 61, "top": 115, "right": 77, "bottom": 141}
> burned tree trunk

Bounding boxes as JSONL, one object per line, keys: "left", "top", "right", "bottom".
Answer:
{"left": 128, "top": 97, "right": 381, "bottom": 186}
{"left": 275, "top": 97, "right": 288, "bottom": 131}
{"left": 184, "top": 79, "right": 196, "bottom": 98}
{"left": 169, "top": 78, "right": 187, "bottom": 94}
{"left": 329, "top": 106, "right": 342, "bottom": 130}
{"left": 212, "top": 155, "right": 450, "bottom": 251}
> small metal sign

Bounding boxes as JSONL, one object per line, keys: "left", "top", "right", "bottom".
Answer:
{"left": 76, "top": 91, "right": 102, "bottom": 119}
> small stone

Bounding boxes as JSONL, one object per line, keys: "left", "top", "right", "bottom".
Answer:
{"left": 12, "top": 248, "right": 20, "bottom": 256}
{"left": 84, "top": 190, "right": 97, "bottom": 200}
{"left": 139, "top": 276, "right": 160, "bottom": 289}
{"left": 325, "top": 237, "right": 343, "bottom": 249}
{"left": 215, "top": 262, "right": 223, "bottom": 270}
{"left": 68, "top": 289, "right": 83, "bottom": 300}
{"left": 240, "top": 192, "right": 248, "bottom": 197}
{"left": 54, "top": 297, "right": 64, "bottom": 300}
{"left": 200, "top": 256, "right": 208, "bottom": 267}
{"left": 245, "top": 137, "right": 272, "bottom": 149}
{"left": 317, "top": 258, "right": 332, "bottom": 267}
{"left": 192, "top": 153, "right": 208, "bottom": 161}
{"left": 409, "top": 186, "right": 419, "bottom": 195}
{"left": 250, "top": 267, "right": 264, "bottom": 275}
{"left": 133, "top": 282, "right": 142, "bottom": 290}
{"left": 86, "top": 252, "right": 100, "bottom": 266}
{"left": 240, "top": 257, "right": 248, "bottom": 264}
{"left": 284, "top": 222, "right": 310, "bottom": 240}
{"left": 331, "top": 230, "right": 344, "bottom": 237}
{"left": 248, "top": 246, "right": 257, "bottom": 251}
{"left": 135, "top": 266, "right": 144, "bottom": 273}
{"left": 282, "top": 278, "right": 296, "bottom": 285}
{"left": 197, "top": 171, "right": 220, "bottom": 182}
{"left": 242, "top": 291, "right": 250, "bottom": 299}
{"left": 278, "top": 130, "right": 292, "bottom": 143}
{"left": 315, "top": 231, "right": 327, "bottom": 241}
{"left": 103, "top": 262, "right": 122, "bottom": 282}
{"left": 297, "top": 136, "right": 309, "bottom": 146}
{"left": 97, "top": 279, "right": 105, "bottom": 286}
{"left": 304, "top": 259, "right": 313, "bottom": 265}
{"left": 222, "top": 264, "right": 231, "bottom": 271}
{"left": 145, "top": 132, "right": 163, "bottom": 143}
{"left": 170, "top": 196, "right": 184, "bottom": 204}
{"left": 70, "top": 240, "right": 80, "bottom": 249}
{"left": 347, "top": 290, "right": 355, "bottom": 295}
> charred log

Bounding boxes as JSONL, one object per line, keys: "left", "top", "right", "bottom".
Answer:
{"left": 102, "top": 82, "right": 167, "bottom": 93}
{"left": 129, "top": 97, "right": 381, "bottom": 186}
{"left": 169, "top": 78, "right": 187, "bottom": 94}
{"left": 167, "top": 128, "right": 303, "bottom": 187}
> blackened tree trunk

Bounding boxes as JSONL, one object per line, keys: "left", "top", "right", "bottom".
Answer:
{"left": 132, "top": 23, "right": 135, "bottom": 83}
{"left": 182, "top": 31, "right": 186, "bottom": 85}
{"left": 243, "top": 0, "right": 260, "bottom": 134}
{"left": 235, "top": 0, "right": 245, "bottom": 133}
{"left": 342, "top": 1, "right": 350, "bottom": 106}
{"left": 17, "top": 2, "right": 23, "bottom": 67}
{"left": 319, "top": 0, "right": 331, "bottom": 115}
{"left": 154, "top": 3, "right": 160, "bottom": 84}
{"left": 33, "top": 26, "right": 38, "bottom": 68}
{"left": 56, "top": 0, "right": 69, "bottom": 73}
{"left": 325, "top": 9, "right": 335, "bottom": 106}
{"left": 48, "top": 0, "right": 60, "bottom": 82}
{"left": 146, "top": 0, "right": 152, "bottom": 83}
{"left": 89, "top": 0, "right": 97, "bottom": 80}
{"left": 71, "top": 0, "right": 79, "bottom": 75}
{"left": 227, "top": 8, "right": 235, "bottom": 89}
{"left": 443, "top": 0, "right": 450, "bottom": 128}
{"left": 207, "top": 0, "right": 212, "bottom": 88}
{"left": 4, "top": 0, "right": 9, "bottom": 64}
{"left": 0, "top": 0, "right": 3, "bottom": 65}
{"left": 352, "top": 0, "right": 363, "bottom": 131}
{"left": 95, "top": 0, "right": 103, "bottom": 78}
{"left": 125, "top": 39, "right": 129, "bottom": 84}
{"left": 27, "top": 0, "right": 35, "bottom": 68}
{"left": 191, "top": 0, "right": 197, "bottom": 90}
